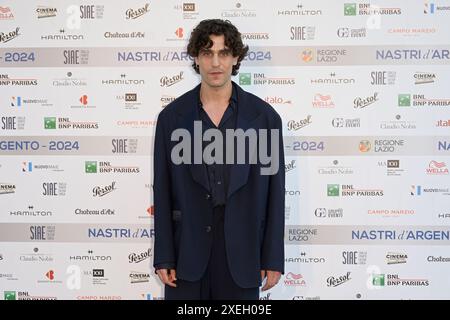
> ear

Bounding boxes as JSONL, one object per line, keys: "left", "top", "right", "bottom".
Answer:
{"left": 233, "top": 57, "right": 238, "bottom": 65}
{"left": 194, "top": 57, "right": 199, "bottom": 65}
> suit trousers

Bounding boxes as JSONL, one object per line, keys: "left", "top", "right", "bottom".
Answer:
{"left": 164, "top": 205, "right": 260, "bottom": 300}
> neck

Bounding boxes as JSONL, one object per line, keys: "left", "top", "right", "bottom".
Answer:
{"left": 200, "top": 81, "right": 232, "bottom": 106}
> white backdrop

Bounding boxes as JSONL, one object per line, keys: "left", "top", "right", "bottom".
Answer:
{"left": 1, "top": 0, "right": 450, "bottom": 300}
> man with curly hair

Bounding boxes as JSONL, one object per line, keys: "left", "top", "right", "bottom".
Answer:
{"left": 153, "top": 19, "right": 285, "bottom": 300}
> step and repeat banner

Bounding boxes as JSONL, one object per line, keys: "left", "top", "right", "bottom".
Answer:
{"left": 1, "top": 0, "right": 450, "bottom": 300}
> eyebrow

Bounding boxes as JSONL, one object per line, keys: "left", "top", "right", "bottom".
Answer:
{"left": 200, "top": 48, "right": 232, "bottom": 54}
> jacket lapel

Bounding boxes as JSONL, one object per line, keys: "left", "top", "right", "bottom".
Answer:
{"left": 176, "top": 82, "right": 261, "bottom": 197}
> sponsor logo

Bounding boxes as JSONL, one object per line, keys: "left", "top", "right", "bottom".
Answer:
{"left": 36, "top": 6, "right": 57, "bottom": 18}
{"left": 126, "top": 3, "right": 150, "bottom": 19}
{"left": 0, "top": 27, "right": 20, "bottom": 43}
{"left": 386, "top": 252, "right": 408, "bottom": 264}
{"left": 327, "top": 272, "right": 351, "bottom": 287}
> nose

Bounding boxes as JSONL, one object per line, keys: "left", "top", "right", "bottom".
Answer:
{"left": 211, "top": 53, "right": 220, "bottom": 67}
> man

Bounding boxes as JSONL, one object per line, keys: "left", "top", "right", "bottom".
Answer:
{"left": 153, "top": 19, "right": 285, "bottom": 300}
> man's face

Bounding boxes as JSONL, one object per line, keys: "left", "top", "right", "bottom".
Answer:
{"left": 194, "top": 34, "right": 238, "bottom": 88}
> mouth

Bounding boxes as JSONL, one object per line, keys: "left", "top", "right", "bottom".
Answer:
{"left": 209, "top": 71, "right": 223, "bottom": 76}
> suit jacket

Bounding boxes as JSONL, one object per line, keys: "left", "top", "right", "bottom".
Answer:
{"left": 152, "top": 81, "right": 285, "bottom": 288}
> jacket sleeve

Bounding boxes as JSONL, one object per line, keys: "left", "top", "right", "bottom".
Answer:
{"left": 261, "top": 113, "right": 285, "bottom": 274}
{"left": 152, "top": 111, "right": 176, "bottom": 268}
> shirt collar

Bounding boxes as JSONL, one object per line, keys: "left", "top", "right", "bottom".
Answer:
{"left": 198, "top": 82, "right": 238, "bottom": 111}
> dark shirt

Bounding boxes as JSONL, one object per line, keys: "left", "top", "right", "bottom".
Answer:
{"left": 155, "top": 85, "right": 238, "bottom": 271}
{"left": 198, "top": 86, "right": 238, "bottom": 208}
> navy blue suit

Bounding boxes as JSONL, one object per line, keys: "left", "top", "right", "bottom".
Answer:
{"left": 153, "top": 81, "right": 285, "bottom": 291}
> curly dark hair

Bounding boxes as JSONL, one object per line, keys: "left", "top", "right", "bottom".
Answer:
{"left": 187, "top": 19, "right": 249, "bottom": 76}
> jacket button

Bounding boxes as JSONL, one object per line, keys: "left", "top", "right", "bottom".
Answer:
{"left": 205, "top": 194, "right": 211, "bottom": 200}
{"left": 205, "top": 226, "right": 212, "bottom": 233}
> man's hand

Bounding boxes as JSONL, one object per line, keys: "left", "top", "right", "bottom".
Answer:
{"left": 156, "top": 269, "right": 177, "bottom": 287}
{"left": 261, "top": 270, "right": 281, "bottom": 291}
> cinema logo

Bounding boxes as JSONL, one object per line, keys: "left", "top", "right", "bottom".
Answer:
{"left": 129, "top": 271, "right": 150, "bottom": 283}
{"left": 386, "top": 252, "right": 408, "bottom": 264}
{"left": 0, "top": 183, "right": 16, "bottom": 195}
{"left": 36, "top": 6, "right": 57, "bottom": 18}
{"left": 414, "top": 72, "right": 436, "bottom": 85}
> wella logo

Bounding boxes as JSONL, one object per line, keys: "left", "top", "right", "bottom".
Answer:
{"left": 284, "top": 272, "right": 306, "bottom": 286}
{"left": 426, "top": 161, "right": 448, "bottom": 175}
